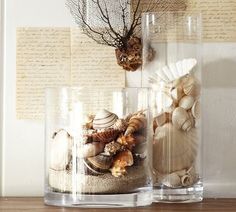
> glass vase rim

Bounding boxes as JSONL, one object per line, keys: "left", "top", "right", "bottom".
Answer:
{"left": 142, "top": 11, "right": 202, "bottom": 17}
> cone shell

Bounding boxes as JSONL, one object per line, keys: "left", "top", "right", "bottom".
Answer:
{"left": 192, "top": 100, "right": 200, "bottom": 119}
{"left": 172, "top": 107, "right": 193, "bottom": 131}
{"left": 50, "top": 129, "right": 73, "bottom": 171}
{"left": 93, "top": 109, "right": 118, "bottom": 130}
{"left": 91, "top": 128, "right": 120, "bottom": 143}
{"left": 125, "top": 115, "right": 147, "bottom": 135}
{"left": 77, "top": 142, "right": 105, "bottom": 158}
{"left": 154, "top": 58, "right": 197, "bottom": 83}
{"left": 153, "top": 123, "right": 198, "bottom": 174}
{"left": 183, "top": 76, "right": 200, "bottom": 97}
{"left": 179, "top": 96, "right": 195, "bottom": 110}
{"left": 84, "top": 154, "right": 113, "bottom": 175}
{"left": 162, "top": 173, "right": 181, "bottom": 188}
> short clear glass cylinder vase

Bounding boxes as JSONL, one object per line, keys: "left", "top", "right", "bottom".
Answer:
{"left": 44, "top": 87, "right": 153, "bottom": 207}
{"left": 142, "top": 12, "right": 203, "bottom": 203}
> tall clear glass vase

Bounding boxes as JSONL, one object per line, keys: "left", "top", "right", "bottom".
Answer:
{"left": 142, "top": 12, "right": 203, "bottom": 202}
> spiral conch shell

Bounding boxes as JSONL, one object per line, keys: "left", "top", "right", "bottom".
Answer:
{"left": 172, "top": 107, "right": 193, "bottom": 131}
{"left": 93, "top": 109, "right": 118, "bottom": 130}
{"left": 153, "top": 123, "right": 198, "bottom": 174}
{"left": 50, "top": 129, "right": 73, "bottom": 171}
{"left": 125, "top": 114, "right": 147, "bottom": 135}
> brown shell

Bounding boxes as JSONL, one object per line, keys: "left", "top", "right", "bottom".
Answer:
{"left": 124, "top": 114, "right": 147, "bottom": 135}
{"left": 117, "top": 135, "right": 136, "bottom": 150}
{"left": 110, "top": 150, "right": 134, "bottom": 177}
{"left": 104, "top": 141, "right": 124, "bottom": 156}
{"left": 84, "top": 154, "right": 113, "bottom": 175}
{"left": 89, "top": 128, "right": 120, "bottom": 143}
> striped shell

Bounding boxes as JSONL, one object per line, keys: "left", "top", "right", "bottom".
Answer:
{"left": 125, "top": 114, "right": 147, "bottom": 135}
{"left": 153, "top": 123, "right": 198, "bottom": 174}
{"left": 91, "top": 128, "right": 120, "bottom": 143}
{"left": 84, "top": 154, "right": 113, "bottom": 175}
{"left": 93, "top": 109, "right": 118, "bottom": 130}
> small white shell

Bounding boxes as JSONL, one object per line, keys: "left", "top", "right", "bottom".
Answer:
{"left": 192, "top": 100, "right": 200, "bottom": 119}
{"left": 153, "top": 58, "right": 197, "bottom": 83}
{"left": 181, "top": 174, "right": 194, "bottom": 187}
{"left": 162, "top": 173, "right": 181, "bottom": 188}
{"left": 172, "top": 107, "right": 192, "bottom": 131}
{"left": 93, "top": 109, "right": 118, "bottom": 130}
{"left": 179, "top": 96, "right": 195, "bottom": 110}
{"left": 50, "top": 129, "right": 73, "bottom": 171}
{"left": 183, "top": 76, "right": 200, "bottom": 97}
{"left": 77, "top": 142, "right": 105, "bottom": 158}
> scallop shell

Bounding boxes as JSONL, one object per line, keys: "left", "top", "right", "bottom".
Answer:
{"left": 110, "top": 150, "right": 134, "bottom": 177}
{"left": 153, "top": 123, "right": 198, "bottom": 174}
{"left": 84, "top": 154, "right": 113, "bottom": 175}
{"left": 153, "top": 58, "right": 197, "bottom": 83}
{"left": 172, "top": 107, "right": 193, "bottom": 131}
{"left": 50, "top": 129, "right": 73, "bottom": 171}
{"left": 104, "top": 141, "right": 123, "bottom": 156}
{"left": 91, "top": 128, "right": 120, "bottom": 143}
{"left": 179, "top": 96, "right": 195, "bottom": 110}
{"left": 183, "top": 76, "right": 200, "bottom": 97}
{"left": 112, "top": 119, "right": 127, "bottom": 132}
{"left": 192, "top": 100, "right": 200, "bottom": 119}
{"left": 162, "top": 173, "right": 181, "bottom": 188}
{"left": 125, "top": 114, "right": 147, "bottom": 135}
{"left": 93, "top": 109, "right": 118, "bottom": 130}
{"left": 77, "top": 142, "right": 105, "bottom": 158}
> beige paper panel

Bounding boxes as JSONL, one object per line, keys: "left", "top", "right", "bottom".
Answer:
{"left": 16, "top": 28, "right": 125, "bottom": 120}
{"left": 16, "top": 28, "right": 71, "bottom": 120}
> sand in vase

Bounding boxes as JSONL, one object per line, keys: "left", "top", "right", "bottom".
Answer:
{"left": 49, "top": 165, "right": 151, "bottom": 194}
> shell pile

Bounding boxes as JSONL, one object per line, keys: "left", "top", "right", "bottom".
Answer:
{"left": 152, "top": 58, "right": 200, "bottom": 188}
{"left": 50, "top": 109, "right": 147, "bottom": 178}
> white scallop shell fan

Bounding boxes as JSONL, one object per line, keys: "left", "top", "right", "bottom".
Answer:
{"left": 149, "top": 58, "right": 197, "bottom": 84}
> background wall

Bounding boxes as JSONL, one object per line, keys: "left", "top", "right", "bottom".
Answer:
{"left": 1, "top": 0, "right": 236, "bottom": 197}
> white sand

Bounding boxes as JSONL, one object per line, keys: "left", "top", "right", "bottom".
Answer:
{"left": 49, "top": 166, "right": 151, "bottom": 194}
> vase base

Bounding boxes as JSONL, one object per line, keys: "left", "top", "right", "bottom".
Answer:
{"left": 153, "top": 182, "right": 203, "bottom": 203}
{"left": 44, "top": 190, "right": 153, "bottom": 208}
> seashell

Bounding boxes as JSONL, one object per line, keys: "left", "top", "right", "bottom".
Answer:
{"left": 174, "top": 169, "right": 187, "bottom": 177}
{"left": 162, "top": 173, "right": 181, "bottom": 188}
{"left": 117, "top": 134, "right": 136, "bottom": 150}
{"left": 104, "top": 141, "right": 124, "bottom": 156}
{"left": 77, "top": 142, "right": 105, "bottom": 158}
{"left": 112, "top": 119, "right": 127, "bottom": 132}
{"left": 179, "top": 96, "right": 195, "bottom": 110}
{"left": 188, "top": 111, "right": 195, "bottom": 128}
{"left": 93, "top": 109, "right": 118, "bottom": 130}
{"left": 183, "top": 76, "right": 200, "bottom": 97}
{"left": 172, "top": 107, "right": 193, "bottom": 131}
{"left": 125, "top": 114, "right": 147, "bottom": 135}
{"left": 91, "top": 128, "right": 120, "bottom": 143}
{"left": 110, "top": 150, "right": 134, "bottom": 177}
{"left": 153, "top": 58, "right": 197, "bottom": 84}
{"left": 181, "top": 174, "right": 194, "bottom": 187}
{"left": 84, "top": 154, "right": 113, "bottom": 175}
{"left": 171, "top": 86, "right": 184, "bottom": 102}
{"left": 192, "top": 100, "right": 200, "bottom": 119}
{"left": 153, "top": 112, "right": 170, "bottom": 130}
{"left": 85, "top": 114, "right": 95, "bottom": 129}
{"left": 50, "top": 129, "right": 73, "bottom": 171}
{"left": 153, "top": 123, "right": 198, "bottom": 174}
